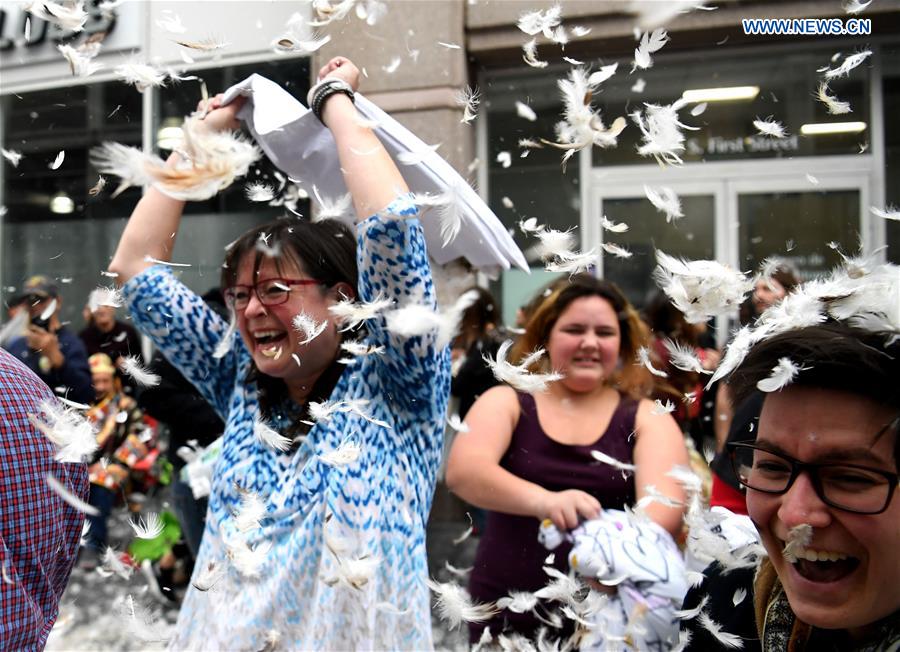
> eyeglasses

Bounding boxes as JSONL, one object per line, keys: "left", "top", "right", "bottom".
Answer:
{"left": 728, "top": 440, "right": 899, "bottom": 515}
{"left": 224, "top": 278, "right": 323, "bottom": 310}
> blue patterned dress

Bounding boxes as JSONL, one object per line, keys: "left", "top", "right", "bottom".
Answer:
{"left": 122, "top": 197, "right": 451, "bottom": 650}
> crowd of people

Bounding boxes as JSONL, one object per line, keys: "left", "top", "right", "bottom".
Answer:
{"left": 0, "top": 54, "right": 896, "bottom": 651}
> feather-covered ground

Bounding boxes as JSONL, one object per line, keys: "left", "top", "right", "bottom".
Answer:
{"left": 45, "top": 487, "right": 477, "bottom": 651}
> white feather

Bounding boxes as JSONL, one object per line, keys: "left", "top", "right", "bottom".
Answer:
{"left": 312, "top": 187, "right": 354, "bottom": 222}
{"left": 732, "top": 587, "right": 747, "bottom": 606}
{"left": 632, "top": 28, "right": 669, "bottom": 71}
{"left": 823, "top": 50, "right": 872, "bottom": 79}
{"left": 782, "top": 523, "right": 813, "bottom": 563}
{"left": 870, "top": 205, "right": 900, "bottom": 221}
{"left": 517, "top": 4, "right": 561, "bottom": 37}
{"left": 545, "top": 249, "right": 599, "bottom": 275}
{"left": 590, "top": 449, "right": 637, "bottom": 473}
{"left": 651, "top": 398, "right": 676, "bottom": 415}
{"left": 24, "top": 0, "right": 88, "bottom": 31}
{"left": 697, "top": 611, "right": 744, "bottom": 649}
{"left": 245, "top": 182, "right": 275, "bottom": 202}
{"left": 233, "top": 488, "right": 267, "bottom": 532}
{"left": 192, "top": 561, "right": 225, "bottom": 591}
{"left": 637, "top": 346, "right": 668, "bottom": 377}
{"left": 588, "top": 63, "right": 618, "bottom": 86}
{"left": 119, "top": 594, "right": 170, "bottom": 643}
{"left": 690, "top": 102, "right": 708, "bottom": 116}
{"left": 521, "top": 38, "right": 548, "bottom": 68}
{"left": 515, "top": 101, "right": 537, "bottom": 122}
{"left": 843, "top": 0, "right": 872, "bottom": 14}
{"left": 484, "top": 341, "right": 562, "bottom": 393}
{"left": 663, "top": 338, "right": 709, "bottom": 374}
{"left": 226, "top": 538, "right": 272, "bottom": 578}
{"left": 253, "top": 415, "right": 292, "bottom": 452}
{"left": 600, "top": 215, "right": 629, "bottom": 233}
{"left": 213, "top": 308, "right": 237, "bottom": 359}
{"left": 50, "top": 150, "right": 65, "bottom": 170}
{"left": 115, "top": 60, "right": 167, "bottom": 92}
{"left": 673, "top": 595, "right": 708, "bottom": 620}
{"left": 46, "top": 473, "right": 99, "bottom": 516}
{"left": 292, "top": 312, "right": 328, "bottom": 345}
{"left": 129, "top": 512, "right": 165, "bottom": 539}
{"left": 29, "top": 400, "right": 98, "bottom": 463}
{"left": 397, "top": 142, "right": 441, "bottom": 166}
{"left": 631, "top": 98, "right": 698, "bottom": 165}
{"left": 88, "top": 286, "right": 124, "bottom": 313}
{"left": 96, "top": 546, "right": 134, "bottom": 580}
{"left": 1, "top": 148, "right": 22, "bottom": 167}
{"left": 57, "top": 42, "right": 104, "bottom": 77}
{"left": 455, "top": 85, "right": 480, "bottom": 124}
{"left": 601, "top": 242, "right": 632, "bottom": 258}
{"left": 318, "top": 436, "right": 362, "bottom": 467}
{"left": 644, "top": 184, "right": 683, "bottom": 222}
{"left": 427, "top": 578, "right": 498, "bottom": 629}
{"left": 753, "top": 116, "right": 788, "bottom": 139}
{"left": 816, "top": 82, "right": 851, "bottom": 115}
{"left": 120, "top": 355, "right": 161, "bottom": 387}
{"left": 497, "top": 591, "right": 539, "bottom": 614}
{"left": 447, "top": 414, "right": 469, "bottom": 433}
{"left": 273, "top": 33, "right": 331, "bottom": 53}
{"left": 653, "top": 251, "right": 754, "bottom": 324}
{"left": 328, "top": 295, "right": 392, "bottom": 331}
{"left": 756, "top": 357, "right": 803, "bottom": 393}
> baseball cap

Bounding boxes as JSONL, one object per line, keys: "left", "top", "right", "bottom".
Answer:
{"left": 12, "top": 275, "right": 59, "bottom": 303}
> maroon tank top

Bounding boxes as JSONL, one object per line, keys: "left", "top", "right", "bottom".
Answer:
{"left": 468, "top": 391, "right": 639, "bottom": 641}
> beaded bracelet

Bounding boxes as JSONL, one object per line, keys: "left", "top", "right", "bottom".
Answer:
{"left": 307, "top": 78, "right": 355, "bottom": 123}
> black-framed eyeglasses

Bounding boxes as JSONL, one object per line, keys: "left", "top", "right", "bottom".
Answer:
{"left": 223, "top": 278, "right": 323, "bottom": 310}
{"left": 728, "top": 439, "right": 899, "bottom": 515}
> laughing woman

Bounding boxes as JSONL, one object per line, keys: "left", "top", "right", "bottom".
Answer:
{"left": 681, "top": 316, "right": 900, "bottom": 650}
{"left": 108, "top": 57, "right": 450, "bottom": 650}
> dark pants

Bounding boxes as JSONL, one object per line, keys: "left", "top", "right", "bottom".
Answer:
{"left": 171, "top": 479, "right": 207, "bottom": 559}
{"left": 86, "top": 484, "right": 116, "bottom": 551}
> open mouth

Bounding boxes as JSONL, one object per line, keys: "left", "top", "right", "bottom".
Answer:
{"left": 786, "top": 545, "right": 860, "bottom": 583}
{"left": 253, "top": 330, "right": 287, "bottom": 359}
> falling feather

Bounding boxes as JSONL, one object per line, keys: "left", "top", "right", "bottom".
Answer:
{"left": 29, "top": 400, "right": 98, "bottom": 463}
{"left": 515, "top": 101, "right": 537, "bottom": 122}
{"left": 697, "top": 611, "right": 744, "bottom": 649}
{"left": 50, "top": 150, "right": 65, "bottom": 170}
{"left": 319, "top": 437, "right": 362, "bottom": 467}
{"left": 88, "top": 175, "right": 106, "bottom": 195}
{"left": 753, "top": 116, "right": 788, "bottom": 139}
{"left": 590, "top": 449, "right": 637, "bottom": 473}
{"left": 644, "top": 184, "right": 683, "bottom": 222}
{"left": 2, "top": 148, "right": 22, "bottom": 167}
{"left": 214, "top": 309, "right": 237, "bottom": 359}
{"left": 632, "top": 28, "right": 669, "bottom": 71}
{"left": 651, "top": 398, "right": 676, "bottom": 415}
{"left": 24, "top": 0, "right": 88, "bottom": 32}
{"left": 732, "top": 588, "right": 747, "bottom": 606}
{"left": 444, "top": 561, "right": 473, "bottom": 580}
{"left": 519, "top": 217, "right": 543, "bottom": 234}
{"left": 870, "top": 205, "right": 900, "bottom": 221}
{"left": 57, "top": 42, "right": 104, "bottom": 77}
{"left": 455, "top": 85, "right": 480, "bottom": 124}
{"left": 273, "top": 32, "right": 331, "bottom": 53}
{"left": 254, "top": 415, "right": 292, "bottom": 452}
{"left": 782, "top": 523, "right": 813, "bottom": 563}
{"left": 601, "top": 242, "right": 632, "bottom": 258}
{"left": 233, "top": 486, "right": 267, "bottom": 532}
{"left": 192, "top": 561, "right": 225, "bottom": 591}
{"left": 497, "top": 591, "right": 539, "bottom": 614}
{"left": 292, "top": 312, "right": 328, "bottom": 345}
{"left": 227, "top": 538, "right": 272, "bottom": 578}
{"left": 484, "top": 341, "right": 562, "bottom": 393}
{"left": 328, "top": 295, "right": 392, "bottom": 331}
{"left": 382, "top": 56, "right": 401, "bottom": 74}
{"left": 453, "top": 513, "right": 474, "bottom": 544}
{"left": 600, "top": 215, "right": 628, "bottom": 233}
{"left": 673, "top": 595, "right": 708, "bottom": 621}
{"left": 120, "top": 355, "right": 161, "bottom": 387}
{"left": 522, "top": 38, "right": 548, "bottom": 69}
{"left": 631, "top": 98, "right": 698, "bottom": 165}
{"left": 397, "top": 142, "right": 441, "bottom": 166}
{"left": 517, "top": 4, "right": 561, "bottom": 37}
{"left": 427, "top": 578, "right": 499, "bottom": 629}
{"left": 690, "top": 102, "right": 708, "bottom": 116}
{"left": 97, "top": 546, "right": 134, "bottom": 580}
{"left": 447, "top": 414, "right": 469, "bottom": 433}
{"left": 340, "top": 341, "right": 385, "bottom": 357}
{"left": 156, "top": 11, "right": 186, "bottom": 33}
{"left": 588, "top": 63, "right": 618, "bottom": 86}
{"left": 87, "top": 286, "right": 124, "bottom": 312}
{"left": 843, "top": 0, "right": 872, "bottom": 13}
{"left": 823, "top": 50, "right": 872, "bottom": 79}
{"left": 532, "top": 227, "right": 576, "bottom": 260}
{"left": 130, "top": 512, "right": 165, "bottom": 539}
{"left": 311, "top": 187, "right": 354, "bottom": 221}
{"left": 496, "top": 151, "right": 512, "bottom": 168}
{"left": 413, "top": 182, "right": 468, "bottom": 247}
{"left": 637, "top": 346, "right": 668, "bottom": 377}
{"left": 47, "top": 474, "right": 99, "bottom": 516}
{"left": 757, "top": 357, "right": 803, "bottom": 392}
{"left": 816, "top": 82, "right": 851, "bottom": 115}
{"left": 664, "top": 338, "right": 710, "bottom": 374}
{"left": 545, "top": 67, "right": 626, "bottom": 159}
{"left": 115, "top": 61, "right": 167, "bottom": 92}
{"left": 245, "top": 182, "right": 275, "bottom": 202}
{"left": 545, "top": 249, "right": 599, "bottom": 275}
{"left": 653, "top": 251, "right": 754, "bottom": 324}
{"left": 174, "top": 35, "right": 230, "bottom": 51}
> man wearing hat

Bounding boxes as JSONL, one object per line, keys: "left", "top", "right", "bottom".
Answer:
{"left": 5, "top": 275, "right": 93, "bottom": 405}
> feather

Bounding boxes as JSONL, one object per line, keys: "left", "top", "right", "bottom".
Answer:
{"left": 632, "top": 28, "right": 669, "bottom": 71}
{"left": 120, "top": 355, "right": 161, "bottom": 387}
{"left": 115, "top": 60, "right": 167, "bottom": 92}
{"left": 411, "top": 182, "right": 468, "bottom": 246}
{"left": 816, "top": 82, "right": 851, "bottom": 115}
{"left": 515, "top": 101, "right": 537, "bottom": 122}
{"left": 192, "top": 561, "right": 225, "bottom": 591}
{"left": 453, "top": 513, "right": 474, "bottom": 544}
{"left": 600, "top": 215, "right": 628, "bottom": 233}
{"left": 397, "top": 142, "right": 441, "bottom": 166}
{"left": 732, "top": 587, "right": 747, "bottom": 606}
{"left": 823, "top": 50, "right": 872, "bottom": 79}
{"left": 870, "top": 205, "right": 900, "bottom": 221}
{"left": 782, "top": 523, "right": 813, "bottom": 563}
{"left": 690, "top": 102, "right": 708, "bottom": 116}
{"left": 245, "top": 182, "right": 275, "bottom": 202}
{"left": 533, "top": 566, "right": 582, "bottom": 605}
{"left": 644, "top": 184, "right": 683, "bottom": 222}
{"left": 666, "top": 464, "right": 704, "bottom": 495}
{"left": 1, "top": 148, "right": 22, "bottom": 167}
{"left": 628, "top": 0, "right": 713, "bottom": 31}
{"left": 601, "top": 242, "right": 632, "bottom": 258}
{"left": 571, "top": 25, "right": 591, "bottom": 37}
{"left": 653, "top": 251, "right": 754, "bottom": 324}
{"left": 273, "top": 33, "right": 330, "bottom": 53}
{"left": 328, "top": 295, "right": 392, "bottom": 331}
{"left": 427, "top": 578, "right": 499, "bottom": 629}
{"left": 663, "top": 338, "right": 710, "bottom": 374}
{"left": 756, "top": 357, "right": 803, "bottom": 392}
{"left": 753, "top": 116, "right": 788, "bottom": 139}
{"left": 87, "top": 286, "right": 124, "bottom": 313}
{"left": 588, "top": 63, "right": 618, "bottom": 86}
{"left": 447, "top": 414, "right": 469, "bottom": 433}
{"left": 532, "top": 227, "right": 576, "bottom": 260}
{"left": 673, "top": 595, "right": 708, "bottom": 620}
{"left": 636, "top": 484, "right": 682, "bottom": 509}
{"left": 546, "top": 67, "right": 625, "bottom": 158}
{"left": 843, "top": 0, "right": 872, "bottom": 13}
{"left": 24, "top": 0, "right": 88, "bottom": 32}
{"left": 174, "top": 36, "right": 229, "bottom": 51}
{"left": 522, "top": 38, "right": 549, "bottom": 69}
{"left": 445, "top": 561, "right": 473, "bottom": 580}
{"left": 50, "top": 150, "right": 65, "bottom": 170}
{"left": 517, "top": 4, "right": 562, "bottom": 37}
{"left": 590, "top": 449, "right": 637, "bottom": 473}
{"left": 96, "top": 546, "right": 134, "bottom": 580}
{"left": 496, "top": 151, "right": 512, "bottom": 168}
{"left": 88, "top": 175, "right": 106, "bottom": 195}
{"left": 233, "top": 487, "right": 267, "bottom": 532}
{"left": 57, "top": 42, "right": 104, "bottom": 77}
{"left": 339, "top": 341, "right": 384, "bottom": 357}
{"left": 382, "top": 56, "right": 402, "bottom": 74}
{"left": 651, "top": 398, "right": 676, "bottom": 415}
{"left": 497, "top": 591, "right": 538, "bottom": 613}
{"left": 155, "top": 10, "right": 185, "bottom": 33}
{"left": 253, "top": 415, "right": 292, "bottom": 452}
{"left": 311, "top": 186, "right": 354, "bottom": 222}
{"left": 226, "top": 538, "right": 272, "bottom": 578}
{"left": 455, "top": 85, "right": 480, "bottom": 124}
{"left": 129, "top": 512, "right": 164, "bottom": 539}
{"left": 29, "top": 400, "right": 98, "bottom": 463}
{"left": 213, "top": 308, "right": 237, "bottom": 359}
{"left": 119, "top": 594, "right": 169, "bottom": 643}
{"left": 484, "top": 341, "right": 563, "bottom": 393}
{"left": 545, "top": 249, "right": 599, "bottom": 275}
{"left": 46, "top": 473, "right": 99, "bottom": 516}
{"left": 632, "top": 77, "right": 647, "bottom": 93}
{"left": 637, "top": 345, "right": 669, "bottom": 377}
{"left": 318, "top": 436, "right": 362, "bottom": 467}
{"left": 698, "top": 611, "right": 744, "bottom": 649}
{"left": 631, "top": 98, "right": 698, "bottom": 165}
{"left": 292, "top": 312, "right": 328, "bottom": 345}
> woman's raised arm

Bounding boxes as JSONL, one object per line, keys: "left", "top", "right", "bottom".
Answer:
{"left": 108, "top": 97, "right": 245, "bottom": 285}
{"left": 316, "top": 57, "right": 408, "bottom": 219}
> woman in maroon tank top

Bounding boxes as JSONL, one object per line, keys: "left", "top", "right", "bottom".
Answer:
{"left": 446, "top": 274, "right": 689, "bottom": 644}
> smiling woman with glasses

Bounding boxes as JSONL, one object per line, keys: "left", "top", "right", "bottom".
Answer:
{"left": 679, "top": 292, "right": 900, "bottom": 651}
{"left": 107, "top": 56, "right": 452, "bottom": 649}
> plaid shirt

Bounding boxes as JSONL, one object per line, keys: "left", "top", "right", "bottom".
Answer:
{"left": 0, "top": 348, "right": 88, "bottom": 650}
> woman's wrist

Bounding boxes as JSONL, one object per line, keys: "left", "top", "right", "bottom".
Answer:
{"left": 320, "top": 93, "right": 357, "bottom": 130}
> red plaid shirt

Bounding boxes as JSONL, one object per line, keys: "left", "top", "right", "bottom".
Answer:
{"left": 0, "top": 348, "right": 88, "bottom": 649}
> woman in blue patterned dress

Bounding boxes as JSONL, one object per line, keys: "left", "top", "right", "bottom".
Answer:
{"left": 108, "top": 56, "right": 451, "bottom": 650}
